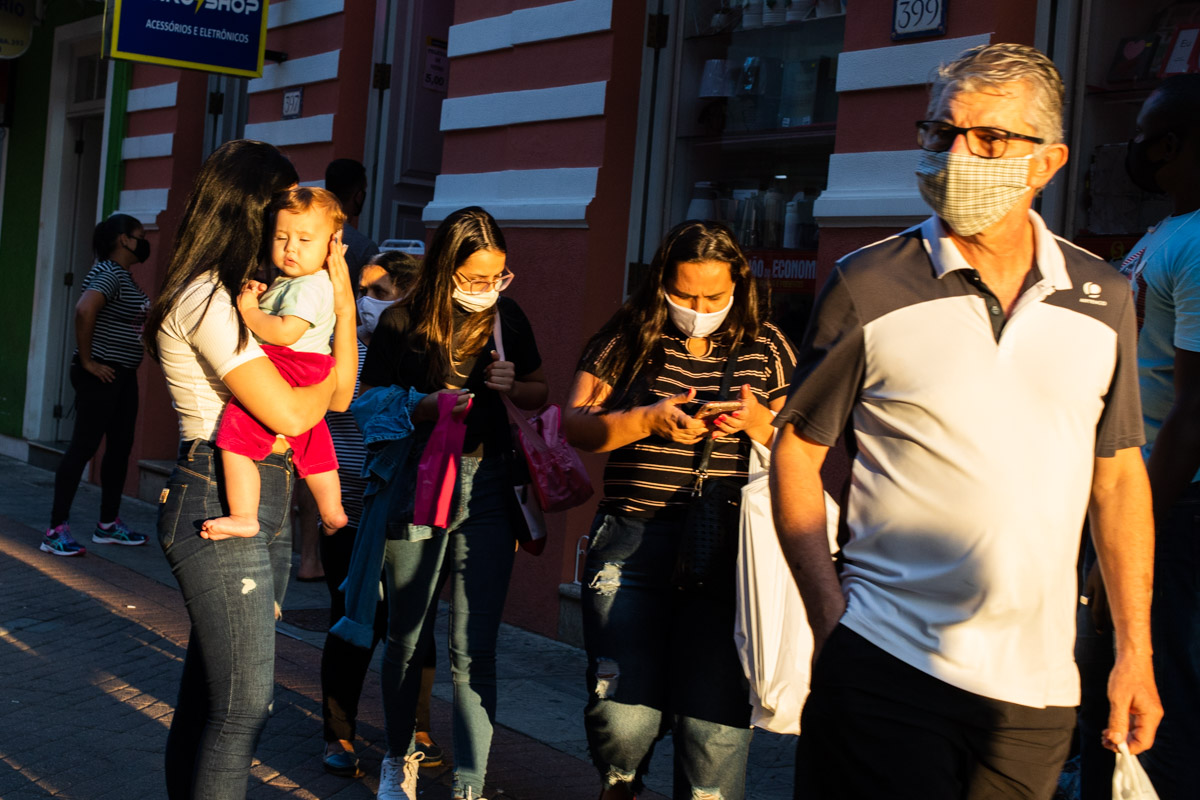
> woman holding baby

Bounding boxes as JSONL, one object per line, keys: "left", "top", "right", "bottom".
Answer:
{"left": 143, "top": 140, "right": 359, "bottom": 800}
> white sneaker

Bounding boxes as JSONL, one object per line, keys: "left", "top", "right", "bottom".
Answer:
{"left": 377, "top": 754, "right": 404, "bottom": 800}
{"left": 378, "top": 751, "right": 424, "bottom": 800}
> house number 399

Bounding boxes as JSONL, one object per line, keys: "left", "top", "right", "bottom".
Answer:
{"left": 893, "top": 0, "right": 946, "bottom": 40}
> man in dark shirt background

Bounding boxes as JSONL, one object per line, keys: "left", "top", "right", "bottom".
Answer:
{"left": 326, "top": 158, "right": 380, "bottom": 287}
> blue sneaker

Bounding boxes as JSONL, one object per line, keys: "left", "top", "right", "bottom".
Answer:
{"left": 92, "top": 517, "right": 147, "bottom": 546}
{"left": 321, "top": 742, "right": 363, "bottom": 778}
{"left": 41, "top": 523, "right": 86, "bottom": 557}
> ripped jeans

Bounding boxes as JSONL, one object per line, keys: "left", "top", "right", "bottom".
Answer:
{"left": 581, "top": 513, "right": 753, "bottom": 800}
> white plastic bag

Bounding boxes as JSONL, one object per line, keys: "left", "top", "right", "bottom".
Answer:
{"left": 1113, "top": 742, "right": 1158, "bottom": 800}
{"left": 733, "top": 441, "right": 838, "bottom": 735}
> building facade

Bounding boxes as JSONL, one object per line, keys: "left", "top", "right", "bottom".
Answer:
{"left": 0, "top": 0, "right": 1174, "bottom": 638}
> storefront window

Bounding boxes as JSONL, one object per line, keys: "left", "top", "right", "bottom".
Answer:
{"left": 1070, "top": 3, "right": 1196, "bottom": 265}
{"left": 672, "top": 0, "right": 845, "bottom": 340}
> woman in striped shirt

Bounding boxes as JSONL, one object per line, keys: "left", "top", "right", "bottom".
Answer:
{"left": 43, "top": 214, "right": 151, "bottom": 556}
{"left": 565, "top": 221, "right": 797, "bottom": 800}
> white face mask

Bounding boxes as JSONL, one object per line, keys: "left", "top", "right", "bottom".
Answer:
{"left": 356, "top": 295, "right": 394, "bottom": 339}
{"left": 453, "top": 286, "right": 500, "bottom": 313}
{"left": 665, "top": 293, "right": 734, "bottom": 339}
{"left": 915, "top": 150, "right": 1032, "bottom": 236}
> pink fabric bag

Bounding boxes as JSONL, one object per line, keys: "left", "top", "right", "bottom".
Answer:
{"left": 492, "top": 316, "right": 594, "bottom": 523}
{"left": 412, "top": 392, "right": 471, "bottom": 528}
{"left": 503, "top": 399, "right": 594, "bottom": 513}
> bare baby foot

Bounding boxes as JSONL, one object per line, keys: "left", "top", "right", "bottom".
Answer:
{"left": 201, "top": 515, "right": 260, "bottom": 539}
{"left": 319, "top": 507, "right": 348, "bottom": 536}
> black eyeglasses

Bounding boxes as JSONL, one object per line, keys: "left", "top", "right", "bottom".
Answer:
{"left": 916, "top": 120, "right": 1045, "bottom": 159}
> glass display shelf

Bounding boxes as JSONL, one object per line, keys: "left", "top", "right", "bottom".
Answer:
{"left": 679, "top": 122, "right": 836, "bottom": 149}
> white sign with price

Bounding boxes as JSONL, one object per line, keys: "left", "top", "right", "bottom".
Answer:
{"left": 893, "top": 0, "right": 946, "bottom": 40}
{"left": 424, "top": 37, "right": 447, "bottom": 93}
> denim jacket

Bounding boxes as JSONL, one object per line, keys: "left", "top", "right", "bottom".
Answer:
{"left": 330, "top": 385, "right": 428, "bottom": 648}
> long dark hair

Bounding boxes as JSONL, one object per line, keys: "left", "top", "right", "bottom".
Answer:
{"left": 144, "top": 140, "right": 299, "bottom": 359}
{"left": 93, "top": 214, "right": 141, "bottom": 260}
{"left": 403, "top": 206, "right": 506, "bottom": 385}
{"left": 581, "top": 220, "right": 766, "bottom": 410}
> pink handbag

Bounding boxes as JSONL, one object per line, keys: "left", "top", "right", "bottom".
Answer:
{"left": 493, "top": 316, "right": 594, "bottom": 521}
{"left": 412, "top": 391, "right": 471, "bottom": 528}
{"left": 503, "top": 398, "right": 594, "bottom": 513}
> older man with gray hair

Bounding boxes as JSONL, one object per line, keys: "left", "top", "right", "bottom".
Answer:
{"left": 771, "top": 43, "right": 1161, "bottom": 798}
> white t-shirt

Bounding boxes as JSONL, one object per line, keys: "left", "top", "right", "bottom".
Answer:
{"left": 1122, "top": 211, "right": 1200, "bottom": 480}
{"left": 157, "top": 274, "right": 266, "bottom": 441}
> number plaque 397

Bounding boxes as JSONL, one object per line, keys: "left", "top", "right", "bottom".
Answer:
{"left": 892, "top": 0, "right": 946, "bottom": 41}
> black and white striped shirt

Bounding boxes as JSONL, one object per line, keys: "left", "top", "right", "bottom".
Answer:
{"left": 328, "top": 341, "right": 369, "bottom": 527}
{"left": 584, "top": 321, "right": 796, "bottom": 519}
{"left": 77, "top": 260, "right": 149, "bottom": 369}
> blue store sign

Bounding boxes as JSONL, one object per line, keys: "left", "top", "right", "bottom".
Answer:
{"left": 104, "top": 0, "right": 268, "bottom": 78}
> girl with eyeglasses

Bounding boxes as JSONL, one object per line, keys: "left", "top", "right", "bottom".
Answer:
{"left": 358, "top": 206, "right": 547, "bottom": 800}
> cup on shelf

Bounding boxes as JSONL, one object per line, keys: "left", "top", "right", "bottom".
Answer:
{"left": 717, "top": 196, "right": 739, "bottom": 228}
{"left": 685, "top": 181, "right": 719, "bottom": 221}
{"left": 763, "top": 184, "right": 786, "bottom": 249}
{"left": 742, "top": 0, "right": 763, "bottom": 29}
{"left": 734, "top": 190, "right": 763, "bottom": 249}
{"left": 783, "top": 201, "right": 800, "bottom": 249}
{"left": 763, "top": 2, "right": 786, "bottom": 25}
{"left": 787, "top": 0, "right": 815, "bottom": 22}
{"left": 815, "top": 0, "right": 844, "bottom": 17}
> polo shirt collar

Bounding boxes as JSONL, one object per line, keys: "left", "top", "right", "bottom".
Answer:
{"left": 920, "top": 211, "right": 1072, "bottom": 291}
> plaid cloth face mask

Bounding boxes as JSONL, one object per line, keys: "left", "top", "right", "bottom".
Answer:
{"left": 916, "top": 150, "right": 1032, "bottom": 236}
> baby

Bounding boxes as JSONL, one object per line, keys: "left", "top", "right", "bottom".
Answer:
{"left": 204, "top": 187, "right": 349, "bottom": 539}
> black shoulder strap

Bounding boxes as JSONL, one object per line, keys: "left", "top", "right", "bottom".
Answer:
{"left": 692, "top": 344, "right": 740, "bottom": 487}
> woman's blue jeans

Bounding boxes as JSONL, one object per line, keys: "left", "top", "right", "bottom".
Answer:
{"left": 381, "top": 455, "right": 515, "bottom": 799}
{"left": 158, "top": 440, "right": 295, "bottom": 800}
{"left": 581, "top": 513, "right": 753, "bottom": 800}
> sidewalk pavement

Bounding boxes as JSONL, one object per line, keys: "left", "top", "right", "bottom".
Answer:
{"left": 0, "top": 455, "right": 795, "bottom": 799}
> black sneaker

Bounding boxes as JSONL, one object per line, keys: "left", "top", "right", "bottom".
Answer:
{"left": 415, "top": 731, "right": 444, "bottom": 767}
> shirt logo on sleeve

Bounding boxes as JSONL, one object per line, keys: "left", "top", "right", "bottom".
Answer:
{"left": 1080, "top": 282, "right": 1107, "bottom": 306}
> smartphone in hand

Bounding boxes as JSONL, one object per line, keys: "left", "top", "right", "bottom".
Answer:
{"left": 693, "top": 400, "right": 743, "bottom": 421}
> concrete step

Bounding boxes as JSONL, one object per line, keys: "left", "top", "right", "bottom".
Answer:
{"left": 27, "top": 440, "right": 69, "bottom": 472}
{"left": 557, "top": 581, "right": 583, "bottom": 647}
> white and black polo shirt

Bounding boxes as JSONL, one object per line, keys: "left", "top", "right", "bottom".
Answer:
{"left": 777, "top": 212, "right": 1143, "bottom": 708}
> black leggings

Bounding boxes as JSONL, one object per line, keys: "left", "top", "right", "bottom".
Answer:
{"left": 50, "top": 357, "right": 139, "bottom": 527}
